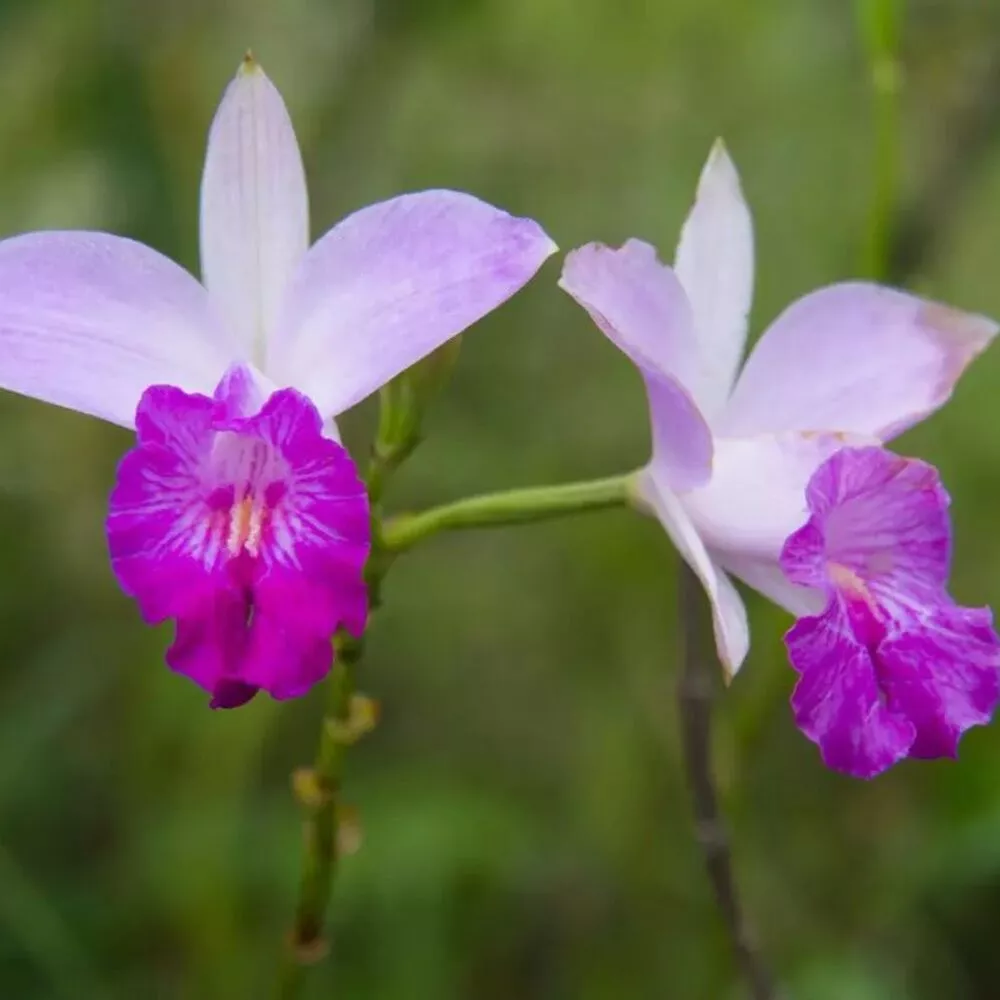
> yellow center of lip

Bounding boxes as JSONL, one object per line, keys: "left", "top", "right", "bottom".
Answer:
{"left": 227, "top": 494, "right": 264, "bottom": 558}
{"left": 827, "top": 562, "right": 880, "bottom": 614}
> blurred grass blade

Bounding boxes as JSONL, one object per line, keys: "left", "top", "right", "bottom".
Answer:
{"left": 854, "top": 0, "right": 904, "bottom": 279}
{"left": 0, "top": 840, "right": 107, "bottom": 999}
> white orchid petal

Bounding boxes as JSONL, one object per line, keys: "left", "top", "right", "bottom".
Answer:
{"left": 721, "top": 283, "right": 997, "bottom": 440}
{"left": 271, "top": 190, "right": 555, "bottom": 418}
{"left": 0, "top": 231, "right": 230, "bottom": 428}
{"left": 713, "top": 551, "right": 824, "bottom": 618}
{"left": 638, "top": 469, "right": 750, "bottom": 677}
{"left": 683, "top": 432, "right": 872, "bottom": 560}
{"left": 200, "top": 55, "right": 309, "bottom": 364}
{"left": 674, "top": 140, "right": 754, "bottom": 418}
{"left": 560, "top": 241, "right": 713, "bottom": 490}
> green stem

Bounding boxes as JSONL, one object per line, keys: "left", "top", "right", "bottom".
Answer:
{"left": 380, "top": 473, "right": 636, "bottom": 552}
{"left": 277, "top": 633, "right": 364, "bottom": 999}
{"left": 855, "top": 0, "right": 903, "bottom": 280}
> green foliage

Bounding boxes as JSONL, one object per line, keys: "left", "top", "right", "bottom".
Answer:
{"left": 2, "top": 0, "right": 1000, "bottom": 997}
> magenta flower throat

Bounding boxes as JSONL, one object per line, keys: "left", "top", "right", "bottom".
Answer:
{"left": 106, "top": 369, "right": 369, "bottom": 708}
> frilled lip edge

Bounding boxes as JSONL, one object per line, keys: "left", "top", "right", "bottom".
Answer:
{"left": 784, "top": 587, "right": 1000, "bottom": 779}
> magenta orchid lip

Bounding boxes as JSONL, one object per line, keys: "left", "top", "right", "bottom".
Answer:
{"left": 781, "top": 447, "right": 998, "bottom": 778}
{"left": 106, "top": 367, "right": 370, "bottom": 708}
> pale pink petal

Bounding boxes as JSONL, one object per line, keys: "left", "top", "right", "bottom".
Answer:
{"left": 719, "top": 283, "right": 997, "bottom": 440}
{"left": 638, "top": 469, "right": 749, "bottom": 676}
{"left": 644, "top": 372, "right": 714, "bottom": 492}
{"left": 0, "top": 231, "right": 231, "bottom": 428}
{"left": 712, "top": 552, "right": 823, "bottom": 617}
{"left": 270, "top": 190, "right": 556, "bottom": 417}
{"left": 560, "top": 239, "right": 700, "bottom": 391}
{"left": 685, "top": 432, "right": 871, "bottom": 560}
{"left": 560, "top": 241, "right": 713, "bottom": 490}
{"left": 199, "top": 56, "right": 309, "bottom": 362}
{"left": 674, "top": 141, "right": 754, "bottom": 418}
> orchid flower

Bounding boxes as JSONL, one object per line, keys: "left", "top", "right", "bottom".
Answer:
{"left": 559, "top": 142, "right": 999, "bottom": 774}
{"left": 0, "top": 56, "right": 555, "bottom": 708}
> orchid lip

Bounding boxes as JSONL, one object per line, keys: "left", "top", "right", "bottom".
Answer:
{"left": 782, "top": 447, "right": 1000, "bottom": 778}
{"left": 106, "top": 369, "right": 371, "bottom": 707}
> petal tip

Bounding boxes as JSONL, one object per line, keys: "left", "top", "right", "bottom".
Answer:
{"left": 509, "top": 212, "right": 559, "bottom": 267}
{"left": 518, "top": 218, "right": 558, "bottom": 267}
{"left": 920, "top": 300, "right": 998, "bottom": 367}
{"left": 717, "top": 635, "right": 746, "bottom": 683}
{"left": 557, "top": 242, "right": 599, "bottom": 293}
{"left": 558, "top": 239, "right": 661, "bottom": 291}
{"left": 700, "top": 138, "right": 742, "bottom": 197}
{"left": 239, "top": 50, "right": 262, "bottom": 76}
{"left": 707, "top": 135, "right": 729, "bottom": 162}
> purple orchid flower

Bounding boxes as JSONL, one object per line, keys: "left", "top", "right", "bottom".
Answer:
{"left": 0, "top": 56, "right": 556, "bottom": 708}
{"left": 781, "top": 446, "right": 999, "bottom": 778}
{"left": 559, "top": 141, "right": 996, "bottom": 680}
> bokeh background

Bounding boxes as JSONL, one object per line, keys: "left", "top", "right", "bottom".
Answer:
{"left": 1, "top": 0, "right": 1000, "bottom": 997}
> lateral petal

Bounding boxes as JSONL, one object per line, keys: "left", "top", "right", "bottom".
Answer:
{"left": 0, "top": 231, "right": 230, "bottom": 428}
{"left": 271, "top": 190, "right": 555, "bottom": 418}
{"left": 721, "top": 283, "right": 996, "bottom": 440}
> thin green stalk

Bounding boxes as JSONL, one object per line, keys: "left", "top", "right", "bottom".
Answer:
{"left": 380, "top": 473, "right": 635, "bottom": 552}
{"left": 291, "top": 640, "right": 357, "bottom": 944}
{"left": 277, "top": 633, "right": 367, "bottom": 998}
{"left": 855, "top": 0, "right": 903, "bottom": 280}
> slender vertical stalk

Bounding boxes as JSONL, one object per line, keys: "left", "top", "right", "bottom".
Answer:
{"left": 855, "top": 0, "right": 903, "bottom": 280}
{"left": 290, "top": 641, "right": 358, "bottom": 946}
{"left": 677, "top": 565, "right": 776, "bottom": 1000}
{"left": 276, "top": 387, "right": 404, "bottom": 998}
{"left": 276, "top": 634, "right": 366, "bottom": 999}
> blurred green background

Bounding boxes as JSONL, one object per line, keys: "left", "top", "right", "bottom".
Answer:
{"left": 2, "top": 0, "right": 1000, "bottom": 997}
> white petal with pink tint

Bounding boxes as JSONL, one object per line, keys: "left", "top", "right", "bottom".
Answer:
{"left": 560, "top": 239, "right": 701, "bottom": 391}
{"left": 200, "top": 55, "right": 309, "bottom": 363}
{"left": 685, "top": 432, "right": 872, "bottom": 559}
{"left": 0, "top": 231, "right": 231, "bottom": 428}
{"left": 638, "top": 469, "right": 749, "bottom": 675}
{"left": 719, "top": 283, "right": 997, "bottom": 441}
{"left": 560, "top": 240, "right": 713, "bottom": 490}
{"left": 674, "top": 141, "right": 754, "bottom": 419}
{"left": 270, "top": 190, "right": 556, "bottom": 418}
{"left": 643, "top": 371, "right": 715, "bottom": 492}
{"left": 711, "top": 551, "right": 823, "bottom": 617}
